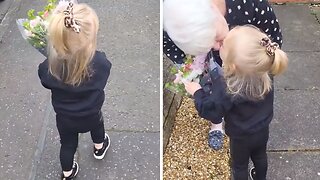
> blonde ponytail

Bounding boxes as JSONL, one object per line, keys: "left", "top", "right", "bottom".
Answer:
{"left": 47, "top": 3, "right": 99, "bottom": 86}
{"left": 270, "top": 48, "right": 288, "bottom": 76}
{"left": 48, "top": 13, "right": 67, "bottom": 56}
{"left": 221, "top": 25, "right": 289, "bottom": 101}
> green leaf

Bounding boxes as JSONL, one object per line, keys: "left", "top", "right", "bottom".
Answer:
{"left": 164, "top": 81, "right": 189, "bottom": 96}
{"left": 45, "top": 2, "right": 56, "bottom": 12}
{"left": 37, "top": 11, "right": 44, "bottom": 17}
{"left": 185, "top": 55, "right": 193, "bottom": 64}
{"left": 27, "top": 9, "right": 36, "bottom": 20}
{"left": 183, "top": 71, "right": 190, "bottom": 78}
{"left": 170, "top": 66, "right": 178, "bottom": 74}
{"left": 164, "top": 83, "right": 171, "bottom": 89}
{"left": 22, "top": 21, "right": 31, "bottom": 30}
{"left": 48, "top": 0, "right": 57, "bottom": 4}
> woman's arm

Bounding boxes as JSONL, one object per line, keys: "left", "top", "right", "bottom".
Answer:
{"left": 226, "top": 0, "right": 282, "bottom": 47}
{"left": 163, "top": 31, "right": 186, "bottom": 64}
{"left": 251, "top": 0, "right": 283, "bottom": 47}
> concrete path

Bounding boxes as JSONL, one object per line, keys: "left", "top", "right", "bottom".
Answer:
{"left": 268, "top": 4, "right": 320, "bottom": 180}
{"left": 0, "top": 0, "right": 160, "bottom": 179}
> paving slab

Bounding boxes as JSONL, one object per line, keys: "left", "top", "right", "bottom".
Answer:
{"left": 260, "top": 4, "right": 320, "bottom": 180}
{"left": 267, "top": 152, "right": 320, "bottom": 180}
{"left": 33, "top": 110, "right": 60, "bottom": 180}
{"left": 269, "top": 90, "right": 320, "bottom": 150}
{"left": 0, "top": 4, "right": 50, "bottom": 179}
{"left": 0, "top": 0, "right": 160, "bottom": 179}
{"left": 86, "top": 0, "right": 160, "bottom": 132}
{"left": 274, "top": 52, "right": 320, "bottom": 89}
{"left": 273, "top": 5, "right": 320, "bottom": 52}
{"left": 0, "top": 0, "right": 19, "bottom": 41}
{"left": 35, "top": 111, "right": 160, "bottom": 180}
{"left": 311, "top": 6, "right": 320, "bottom": 21}
{"left": 76, "top": 131, "right": 160, "bottom": 180}
{"left": 0, "top": 0, "right": 11, "bottom": 21}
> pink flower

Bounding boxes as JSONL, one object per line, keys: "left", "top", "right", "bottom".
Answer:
{"left": 43, "top": 11, "right": 49, "bottom": 18}
{"left": 174, "top": 71, "right": 183, "bottom": 84}
{"left": 191, "top": 54, "right": 207, "bottom": 71}
{"left": 29, "top": 16, "right": 41, "bottom": 28}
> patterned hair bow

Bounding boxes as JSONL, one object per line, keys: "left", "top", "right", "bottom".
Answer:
{"left": 260, "top": 37, "right": 279, "bottom": 57}
{"left": 64, "top": 2, "right": 81, "bottom": 33}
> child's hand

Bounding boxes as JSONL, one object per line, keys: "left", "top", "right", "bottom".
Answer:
{"left": 184, "top": 82, "right": 202, "bottom": 96}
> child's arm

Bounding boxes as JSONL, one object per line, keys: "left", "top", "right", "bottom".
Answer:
{"left": 94, "top": 51, "right": 112, "bottom": 89}
{"left": 185, "top": 78, "right": 232, "bottom": 124}
{"left": 38, "top": 59, "right": 51, "bottom": 89}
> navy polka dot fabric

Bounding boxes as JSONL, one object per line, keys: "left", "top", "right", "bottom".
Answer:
{"left": 163, "top": 31, "right": 185, "bottom": 64}
{"left": 163, "top": 0, "right": 283, "bottom": 64}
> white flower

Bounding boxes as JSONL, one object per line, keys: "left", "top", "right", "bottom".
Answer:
{"left": 193, "top": 69, "right": 204, "bottom": 75}
{"left": 54, "top": 0, "right": 78, "bottom": 14}
{"left": 24, "top": 29, "right": 33, "bottom": 37}
{"left": 54, "top": 0, "right": 70, "bottom": 14}
{"left": 183, "top": 69, "right": 202, "bottom": 82}
{"left": 174, "top": 71, "right": 183, "bottom": 84}
{"left": 193, "top": 78, "right": 200, "bottom": 83}
{"left": 29, "top": 16, "right": 42, "bottom": 29}
{"left": 42, "top": 20, "right": 50, "bottom": 29}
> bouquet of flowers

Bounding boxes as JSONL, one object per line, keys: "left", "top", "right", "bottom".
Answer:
{"left": 16, "top": 0, "right": 57, "bottom": 56}
{"left": 165, "top": 54, "right": 207, "bottom": 96}
{"left": 16, "top": 0, "right": 77, "bottom": 57}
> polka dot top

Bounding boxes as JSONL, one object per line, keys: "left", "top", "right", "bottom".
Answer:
{"left": 163, "top": 0, "right": 283, "bottom": 64}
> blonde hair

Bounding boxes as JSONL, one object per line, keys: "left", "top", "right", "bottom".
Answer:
{"left": 163, "top": 0, "right": 218, "bottom": 55}
{"left": 222, "top": 25, "right": 288, "bottom": 100}
{"left": 47, "top": 3, "right": 99, "bottom": 86}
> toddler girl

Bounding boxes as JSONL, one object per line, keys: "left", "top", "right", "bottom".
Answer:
{"left": 38, "top": 2, "right": 111, "bottom": 179}
{"left": 184, "top": 25, "right": 288, "bottom": 180}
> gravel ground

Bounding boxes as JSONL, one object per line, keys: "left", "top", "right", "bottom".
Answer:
{"left": 163, "top": 97, "right": 231, "bottom": 180}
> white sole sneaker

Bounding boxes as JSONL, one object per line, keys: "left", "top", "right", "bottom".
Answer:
{"left": 73, "top": 162, "right": 79, "bottom": 177}
{"left": 249, "top": 167, "right": 256, "bottom": 180}
{"left": 93, "top": 133, "right": 110, "bottom": 160}
{"left": 62, "top": 161, "right": 79, "bottom": 180}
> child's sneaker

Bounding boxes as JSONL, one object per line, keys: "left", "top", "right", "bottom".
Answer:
{"left": 249, "top": 167, "right": 257, "bottom": 180}
{"left": 208, "top": 130, "right": 224, "bottom": 150}
{"left": 93, "top": 133, "right": 110, "bottom": 160}
{"left": 61, "top": 161, "right": 79, "bottom": 180}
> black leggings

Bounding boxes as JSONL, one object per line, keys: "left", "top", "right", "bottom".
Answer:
{"left": 230, "top": 127, "right": 269, "bottom": 180}
{"left": 56, "top": 112, "right": 105, "bottom": 171}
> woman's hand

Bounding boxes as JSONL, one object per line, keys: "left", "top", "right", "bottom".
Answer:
{"left": 184, "top": 82, "right": 202, "bottom": 96}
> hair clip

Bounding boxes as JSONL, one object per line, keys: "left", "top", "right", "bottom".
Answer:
{"left": 260, "top": 37, "right": 279, "bottom": 57}
{"left": 64, "top": 2, "right": 81, "bottom": 33}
